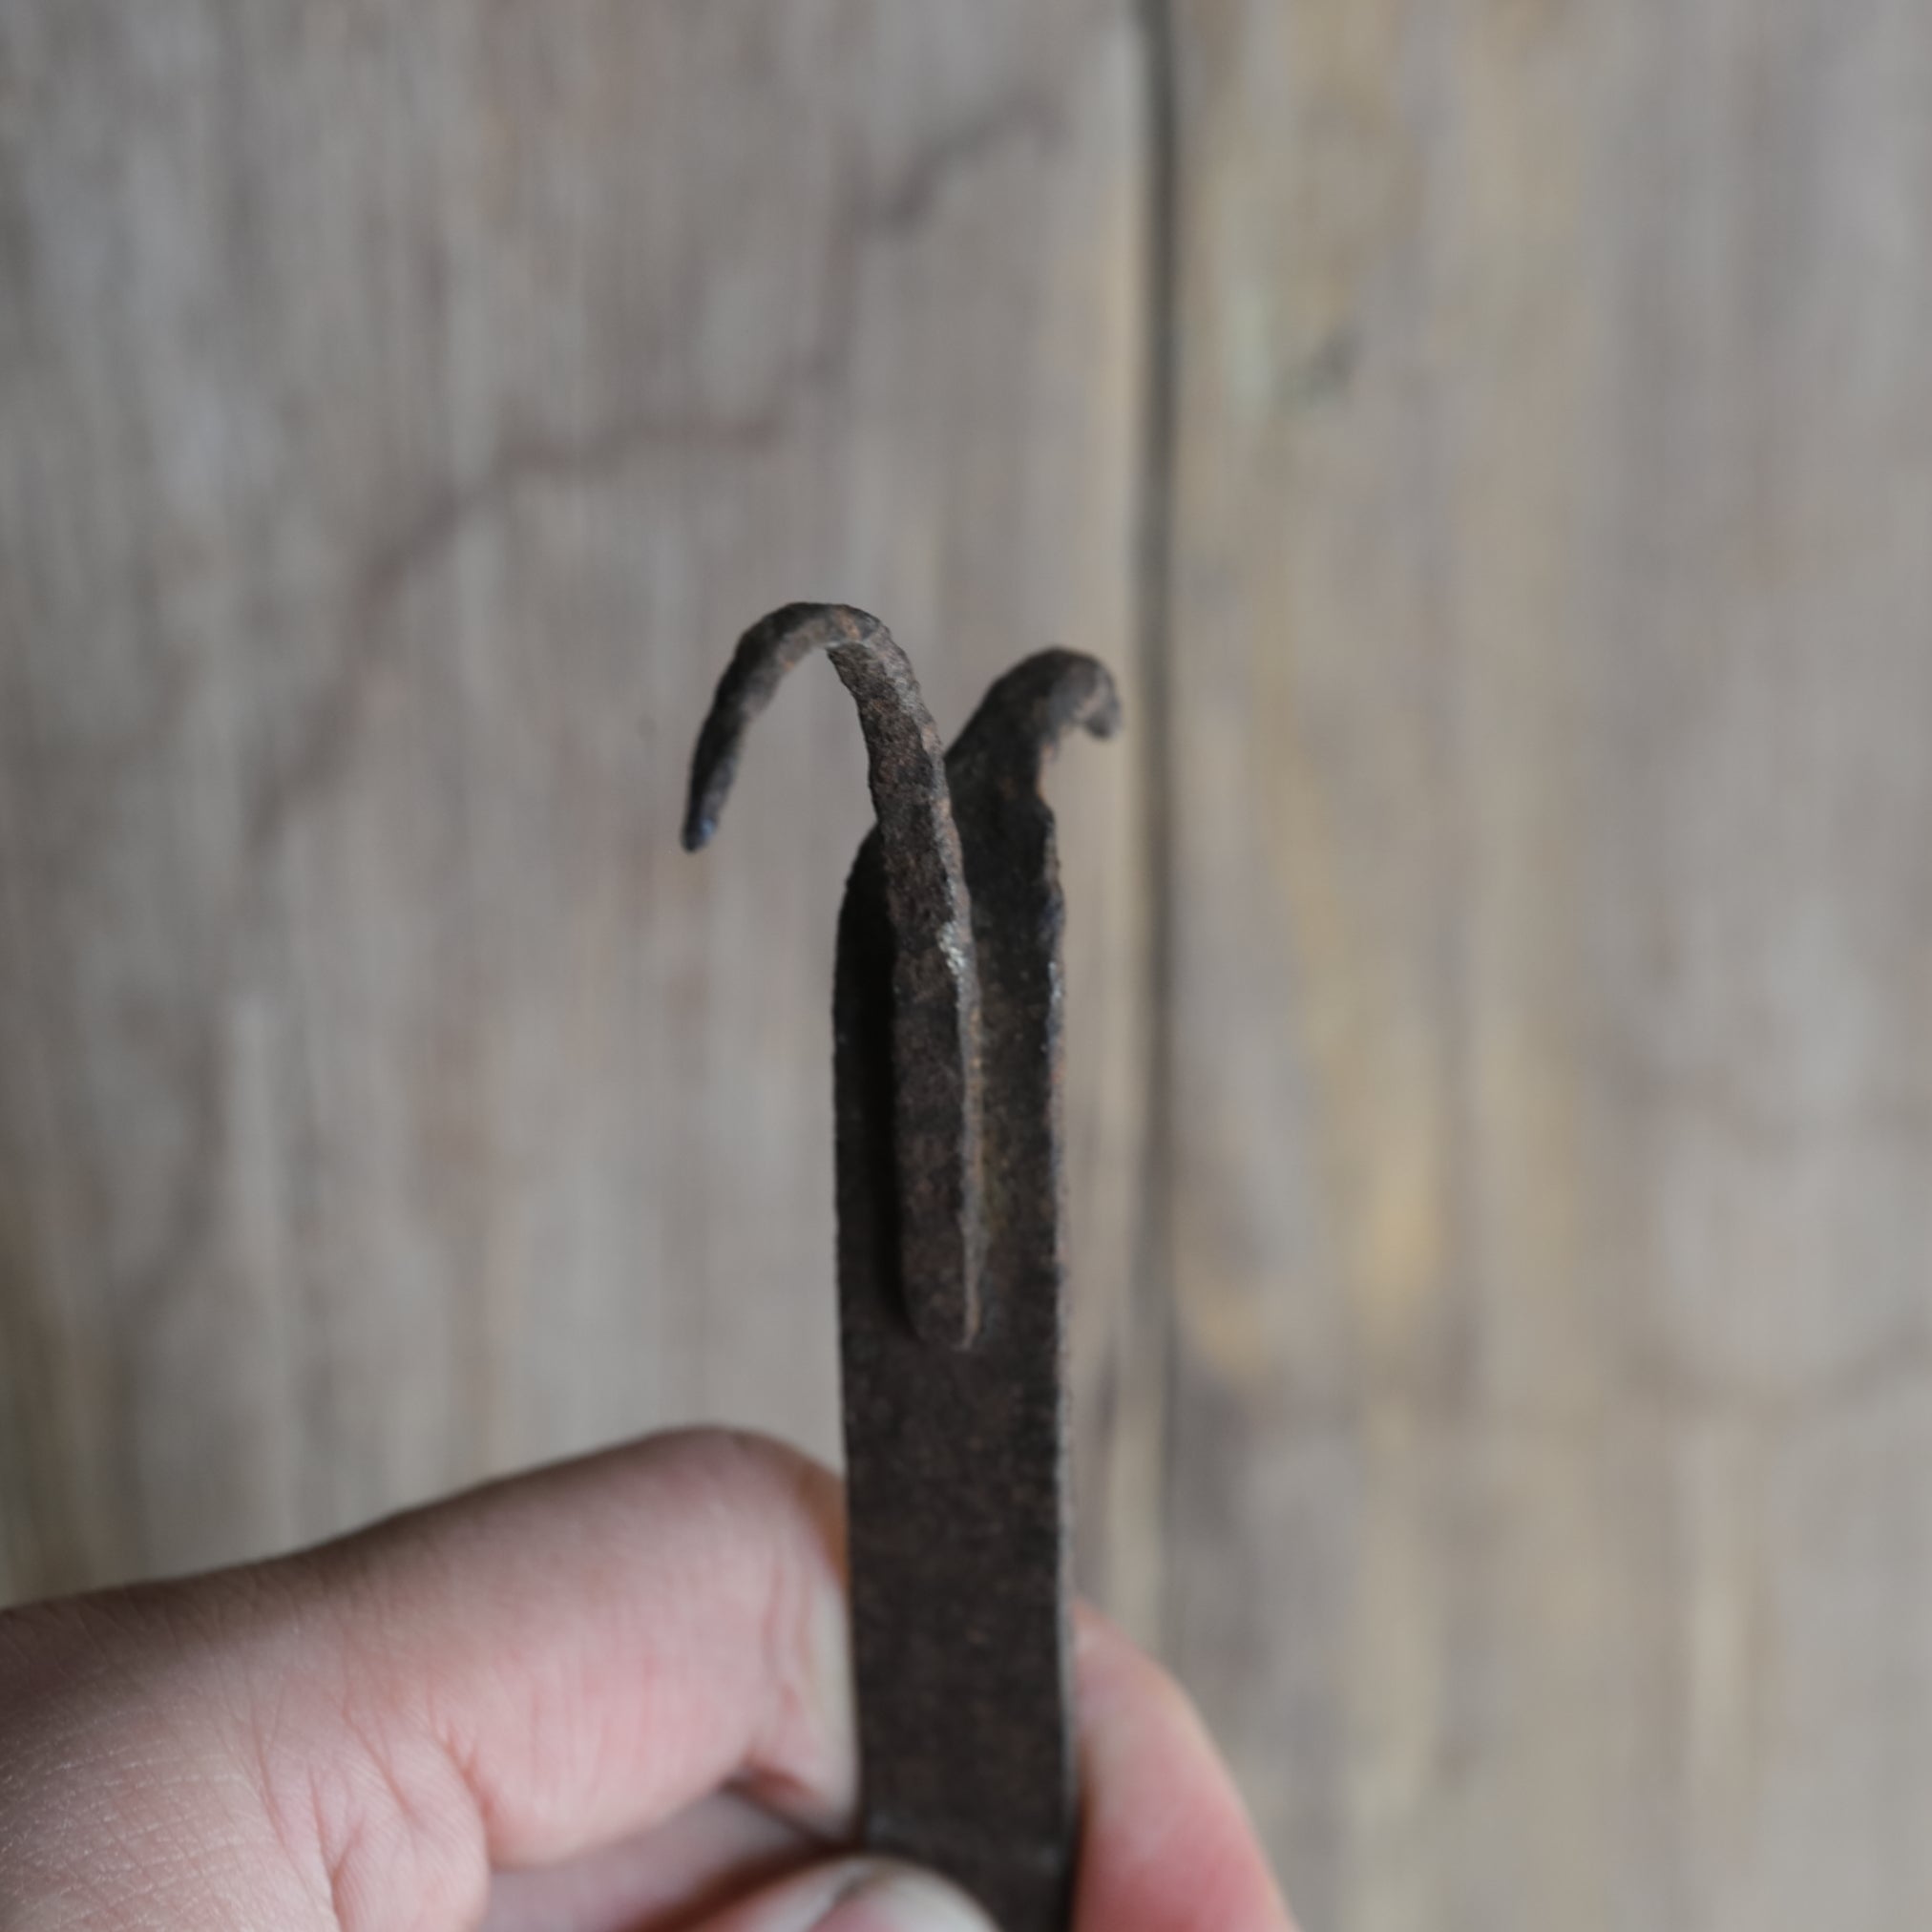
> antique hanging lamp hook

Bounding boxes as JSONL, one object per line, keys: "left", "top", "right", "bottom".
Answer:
{"left": 683, "top": 604, "right": 1119, "bottom": 1932}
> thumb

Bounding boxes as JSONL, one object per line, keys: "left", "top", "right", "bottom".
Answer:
{"left": 687, "top": 1857, "right": 997, "bottom": 1932}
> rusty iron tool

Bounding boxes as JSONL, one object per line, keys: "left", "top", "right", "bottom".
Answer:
{"left": 683, "top": 603, "right": 1119, "bottom": 1932}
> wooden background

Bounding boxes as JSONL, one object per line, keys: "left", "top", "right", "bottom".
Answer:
{"left": 4, "top": 4, "right": 1931, "bottom": 1928}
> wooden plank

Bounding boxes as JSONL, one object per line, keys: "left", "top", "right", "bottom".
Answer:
{"left": 1162, "top": 1, "right": 1932, "bottom": 1927}
{"left": 0, "top": 1, "right": 1148, "bottom": 1604}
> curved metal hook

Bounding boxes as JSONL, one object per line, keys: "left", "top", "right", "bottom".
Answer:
{"left": 683, "top": 603, "right": 985, "bottom": 1351}
{"left": 944, "top": 647, "right": 1122, "bottom": 795}
{"left": 941, "top": 647, "right": 1117, "bottom": 1345}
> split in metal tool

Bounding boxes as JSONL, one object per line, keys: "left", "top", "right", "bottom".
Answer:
{"left": 683, "top": 603, "right": 1119, "bottom": 1932}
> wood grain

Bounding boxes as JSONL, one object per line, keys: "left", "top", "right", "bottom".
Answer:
{"left": 8, "top": 4, "right": 1932, "bottom": 1928}
{"left": 0, "top": 1, "right": 1149, "bottom": 1602}
{"left": 1162, "top": 2, "right": 1932, "bottom": 1927}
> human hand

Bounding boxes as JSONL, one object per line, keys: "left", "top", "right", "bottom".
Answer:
{"left": 0, "top": 1430, "right": 1292, "bottom": 1931}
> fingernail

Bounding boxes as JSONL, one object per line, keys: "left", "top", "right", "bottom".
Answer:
{"left": 814, "top": 1863, "right": 997, "bottom": 1932}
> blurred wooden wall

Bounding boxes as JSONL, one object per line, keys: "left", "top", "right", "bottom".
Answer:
{"left": 5, "top": 5, "right": 1931, "bottom": 1929}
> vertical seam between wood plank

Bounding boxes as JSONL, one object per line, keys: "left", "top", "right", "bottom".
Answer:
{"left": 1132, "top": 0, "right": 1182, "bottom": 1661}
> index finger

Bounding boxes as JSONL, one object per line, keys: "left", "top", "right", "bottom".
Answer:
{"left": 288, "top": 1428, "right": 856, "bottom": 1870}
{"left": 271, "top": 1437, "right": 1292, "bottom": 1928}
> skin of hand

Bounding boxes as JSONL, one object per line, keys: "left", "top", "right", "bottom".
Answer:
{"left": 0, "top": 1429, "right": 1292, "bottom": 1932}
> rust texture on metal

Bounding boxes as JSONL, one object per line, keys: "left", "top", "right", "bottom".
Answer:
{"left": 683, "top": 601, "right": 984, "bottom": 1350}
{"left": 684, "top": 605, "right": 1119, "bottom": 1932}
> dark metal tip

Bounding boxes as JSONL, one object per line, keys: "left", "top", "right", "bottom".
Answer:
{"left": 681, "top": 708, "right": 739, "bottom": 854}
{"left": 947, "top": 648, "right": 1124, "bottom": 788}
{"left": 1077, "top": 670, "right": 1124, "bottom": 743}
{"left": 681, "top": 602, "right": 886, "bottom": 854}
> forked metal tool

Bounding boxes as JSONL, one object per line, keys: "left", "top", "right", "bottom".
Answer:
{"left": 682, "top": 604, "right": 1119, "bottom": 1932}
